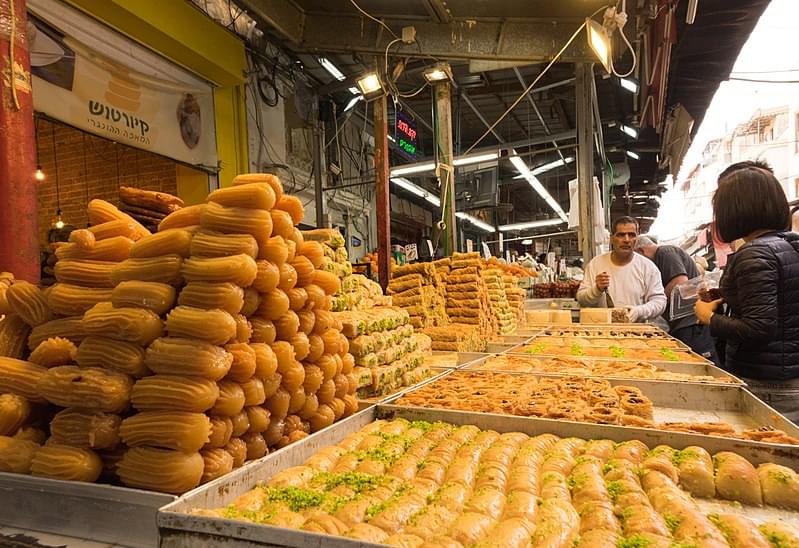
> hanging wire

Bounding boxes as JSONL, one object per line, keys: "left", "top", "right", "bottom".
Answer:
{"left": 51, "top": 123, "right": 61, "bottom": 212}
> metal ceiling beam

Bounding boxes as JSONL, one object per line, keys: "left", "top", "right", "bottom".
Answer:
{"left": 461, "top": 92, "right": 505, "bottom": 144}
{"left": 513, "top": 68, "right": 566, "bottom": 163}
{"left": 421, "top": 0, "right": 452, "bottom": 23}
{"left": 250, "top": 9, "right": 592, "bottom": 62}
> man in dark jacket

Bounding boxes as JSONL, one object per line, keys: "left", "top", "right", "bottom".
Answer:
{"left": 634, "top": 236, "right": 719, "bottom": 365}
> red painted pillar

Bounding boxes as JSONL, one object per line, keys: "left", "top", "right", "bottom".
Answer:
{"left": 373, "top": 92, "right": 391, "bottom": 292}
{"left": 0, "top": 0, "right": 39, "bottom": 283}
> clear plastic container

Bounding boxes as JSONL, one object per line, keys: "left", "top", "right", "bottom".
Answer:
{"left": 671, "top": 270, "right": 723, "bottom": 321}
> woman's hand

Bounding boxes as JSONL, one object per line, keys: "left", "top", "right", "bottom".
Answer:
{"left": 695, "top": 298, "right": 723, "bottom": 325}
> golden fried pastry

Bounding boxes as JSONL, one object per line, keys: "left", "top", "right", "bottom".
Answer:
{"left": 0, "top": 435, "right": 39, "bottom": 473}
{"left": 201, "top": 447, "right": 234, "bottom": 484}
{"left": 131, "top": 375, "right": 219, "bottom": 412}
{"left": 117, "top": 446, "right": 204, "bottom": 494}
{"left": 82, "top": 302, "right": 164, "bottom": 346}
{"left": 76, "top": 336, "right": 149, "bottom": 377}
{"left": 0, "top": 357, "right": 48, "bottom": 402}
{"left": 29, "top": 336, "right": 77, "bottom": 367}
{"left": 54, "top": 260, "right": 116, "bottom": 288}
{"left": 190, "top": 231, "right": 259, "bottom": 259}
{"left": 49, "top": 409, "right": 121, "bottom": 450}
{"left": 129, "top": 229, "right": 193, "bottom": 258}
{"left": 145, "top": 337, "right": 232, "bottom": 380}
{"left": 119, "top": 411, "right": 211, "bottom": 452}
{"left": 6, "top": 281, "right": 53, "bottom": 327}
{"left": 181, "top": 254, "right": 258, "bottom": 288}
{"left": 37, "top": 365, "right": 132, "bottom": 413}
{"left": 178, "top": 282, "right": 244, "bottom": 315}
{"left": 31, "top": 444, "right": 103, "bottom": 482}
{"left": 46, "top": 283, "right": 114, "bottom": 316}
{"left": 111, "top": 281, "right": 177, "bottom": 315}
{"left": 27, "top": 316, "right": 85, "bottom": 350}
{"left": 0, "top": 393, "right": 30, "bottom": 436}
{"left": 0, "top": 314, "right": 30, "bottom": 359}
{"left": 165, "top": 306, "right": 236, "bottom": 345}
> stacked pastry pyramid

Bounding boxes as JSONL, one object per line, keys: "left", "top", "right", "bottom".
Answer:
{"left": 0, "top": 174, "right": 358, "bottom": 494}
{"left": 503, "top": 273, "right": 526, "bottom": 325}
{"left": 444, "top": 252, "right": 496, "bottom": 336}
{"left": 387, "top": 263, "right": 448, "bottom": 329}
{"left": 484, "top": 268, "right": 516, "bottom": 335}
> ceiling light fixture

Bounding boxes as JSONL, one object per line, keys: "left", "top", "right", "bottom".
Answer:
{"left": 509, "top": 151, "right": 569, "bottom": 222}
{"left": 619, "top": 77, "right": 639, "bottom": 94}
{"left": 318, "top": 57, "right": 346, "bottom": 81}
{"left": 621, "top": 124, "right": 639, "bottom": 139}
{"left": 424, "top": 195, "right": 441, "bottom": 207}
{"left": 356, "top": 72, "right": 383, "bottom": 98}
{"left": 456, "top": 212, "right": 495, "bottom": 232}
{"left": 423, "top": 63, "right": 453, "bottom": 83}
{"left": 390, "top": 177, "right": 426, "bottom": 198}
{"left": 626, "top": 150, "right": 640, "bottom": 160}
{"left": 452, "top": 152, "right": 499, "bottom": 167}
{"left": 586, "top": 18, "right": 612, "bottom": 73}
{"left": 389, "top": 162, "right": 436, "bottom": 176}
{"left": 521, "top": 239, "right": 533, "bottom": 245}
{"left": 498, "top": 219, "right": 564, "bottom": 232}
{"left": 35, "top": 165, "right": 45, "bottom": 181}
{"left": 532, "top": 156, "right": 575, "bottom": 175}
{"left": 344, "top": 95, "right": 362, "bottom": 112}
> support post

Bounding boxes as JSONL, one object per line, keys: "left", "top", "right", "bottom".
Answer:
{"left": 0, "top": 0, "right": 39, "bottom": 282}
{"left": 373, "top": 93, "right": 391, "bottom": 291}
{"left": 433, "top": 81, "right": 457, "bottom": 255}
{"left": 312, "top": 120, "right": 326, "bottom": 227}
{"left": 575, "top": 63, "right": 596, "bottom": 263}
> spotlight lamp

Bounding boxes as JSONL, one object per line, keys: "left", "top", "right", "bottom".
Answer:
{"left": 423, "top": 63, "right": 453, "bottom": 83}
{"left": 35, "top": 165, "right": 45, "bottom": 181}
{"left": 621, "top": 124, "right": 639, "bottom": 139}
{"left": 54, "top": 208, "right": 65, "bottom": 230}
{"left": 626, "top": 150, "right": 640, "bottom": 160}
{"left": 586, "top": 18, "right": 612, "bottom": 74}
{"left": 619, "top": 77, "right": 639, "bottom": 94}
{"left": 356, "top": 72, "right": 384, "bottom": 99}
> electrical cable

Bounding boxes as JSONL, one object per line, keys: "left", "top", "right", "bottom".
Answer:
{"left": 349, "top": 0, "right": 399, "bottom": 40}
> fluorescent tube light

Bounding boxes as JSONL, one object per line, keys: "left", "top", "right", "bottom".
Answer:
{"left": 521, "top": 239, "right": 533, "bottom": 245}
{"left": 498, "top": 219, "right": 564, "bottom": 231}
{"left": 390, "top": 177, "right": 425, "bottom": 197}
{"left": 348, "top": 87, "right": 360, "bottom": 95}
{"left": 531, "top": 156, "right": 575, "bottom": 175}
{"left": 344, "top": 95, "right": 362, "bottom": 112}
{"left": 621, "top": 124, "right": 639, "bottom": 139}
{"left": 390, "top": 162, "right": 436, "bottom": 176}
{"left": 620, "top": 78, "right": 639, "bottom": 93}
{"left": 509, "top": 152, "right": 568, "bottom": 222}
{"left": 318, "top": 58, "right": 345, "bottom": 81}
{"left": 626, "top": 150, "right": 640, "bottom": 160}
{"left": 453, "top": 152, "right": 499, "bottom": 167}
{"left": 424, "top": 195, "right": 441, "bottom": 207}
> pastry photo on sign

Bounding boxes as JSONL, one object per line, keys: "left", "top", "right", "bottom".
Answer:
{"left": 177, "top": 93, "right": 201, "bottom": 149}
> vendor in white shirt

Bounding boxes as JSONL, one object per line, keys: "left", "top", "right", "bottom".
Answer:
{"left": 577, "top": 216, "right": 666, "bottom": 322}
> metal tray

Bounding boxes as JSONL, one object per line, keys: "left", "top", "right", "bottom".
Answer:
{"left": 425, "top": 351, "right": 488, "bottom": 369}
{"left": 510, "top": 345, "right": 713, "bottom": 366}
{"left": 464, "top": 353, "right": 743, "bottom": 385}
{"left": 484, "top": 341, "right": 521, "bottom": 353}
{"left": 388, "top": 369, "right": 799, "bottom": 444}
{"left": 159, "top": 405, "right": 799, "bottom": 548}
{"left": 0, "top": 473, "right": 174, "bottom": 547}
{"left": 526, "top": 334, "right": 690, "bottom": 351}
{"left": 357, "top": 368, "right": 453, "bottom": 404}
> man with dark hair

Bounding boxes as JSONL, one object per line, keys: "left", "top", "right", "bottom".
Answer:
{"left": 577, "top": 216, "right": 666, "bottom": 322}
{"left": 634, "top": 235, "right": 719, "bottom": 364}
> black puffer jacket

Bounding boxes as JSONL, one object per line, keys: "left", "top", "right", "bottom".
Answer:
{"left": 710, "top": 232, "right": 799, "bottom": 380}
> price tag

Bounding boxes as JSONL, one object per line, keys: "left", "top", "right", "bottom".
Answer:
{"left": 405, "top": 243, "right": 418, "bottom": 261}
{"left": 482, "top": 242, "right": 492, "bottom": 259}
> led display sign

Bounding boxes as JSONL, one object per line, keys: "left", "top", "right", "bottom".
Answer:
{"left": 395, "top": 111, "right": 417, "bottom": 157}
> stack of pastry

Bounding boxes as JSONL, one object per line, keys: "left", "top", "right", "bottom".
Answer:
{"left": 335, "top": 307, "right": 431, "bottom": 398}
{"left": 0, "top": 200, "right": 152, "bottom": 482}
{"left": 301, "top": 229, "right": 358, "bottom": 312}
{"left": 200, "top": 418, "right": 799, "bottom": 547}
{"left": 503, "top": 274, "right": 525, "bottom": 325}
{"left": 484, "top": 268, "right": 516, "bottom": 335}
{"left": 422, "top": 324, "right": 487, "bottom": 353}
{"left": 444, "top": 252, "right": 495, "bottom": 336}
{"left": 387, "top": 263, "right": 448, "bottom": 330}
{"left": 118, "top": 186, "right": 184, "bottom": 233}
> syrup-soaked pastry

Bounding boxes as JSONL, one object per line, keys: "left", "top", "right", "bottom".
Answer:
{"left": 306, "top": 335, "right": 325, "bottom": 364}
{"left": 313, "top": 271, "right": 340, "bottom": 296}
{"left": 181, "top": 254, "right": 258, "bottom": 287}
{"left": 68, "top": 228, "right": 95, "bottom": 250}
{"left": 0, "top": 357, "right": 48, "bottom": 402}
{"left": 112, "top": 281, "right": 177, "bottom": 315}
{"left": 270, "top": 209, "right": 294, "bottom": 240}
{"left": 231, "top": 411, "right": 250, "bottom": 437}
{"left": 87, "top": 198, "right": 150, "bottom": 240}
{"left": 166, "top": 306, "right": 236, "bottom": 345}
{"left": 55, "top": 236, "right": 134, "bottom": 262}
{"left": 232, "top": 173, "right": 283, "bottom": 199}
{"left": 258, "top": 236, "right": 289, "bottom": 266}
{"left": 245, "top": 406, "right": 270, "bottom": 433}
{"left": 28, "top": 336, "right": 77, "bottom": 367}
{"left": 758, "top": 522, "right": 799, "bottom": 547}
{"left": 13, "top": 426, "right": 46, "bottom": 444}
{"left": 298, "top": 241, "right": 324, "bottom": 269}
{"left": 274, "top": 311, "right": 300, "bottom": 341}
{"left": 0, "top": 314, "right": 30, "bottom": 359}
{"left": 286, "top": 288, "right": 308, "bottom": 312}
{"left": 6, "top": 281, "right": 53, "bottom": 327}
{"left": 223, "top": 438, "right": 247, "bottom": 469}
{"left": 158, "top": 204, "right": 206, "bottom": 232}
{"left": 131, "top": 375, "right": 219, "bottom": 412}
{"left": 210, "top": 381, "right": 246, "bottom": 417}
{"left": 241, "top": 287, "right": 260, "bottom": 317}
{"left": 206, "top": 416, "right": 233, "bottom": 449}
{"left": 264, "top": 387, "right": 291, "bottom": 421}
{"left": 251, "top": 342, "right": 278, "bottom": 378}
{"left": 290, "top": 332, "right": 310, "bottom": 361}
{"left": 231, "top": 314, "right": 252, "bottom": 343}
{"left": 31, "top": 444, "right": 103, "bottom": 482}
{"left": 49, "top": 409, "right": 121, "bottom": 450}
{"left": 708, "top": 514, "right": 771, "bottom": 548}
{"left": 111, "top": 255, "right": 184, "bottom": 286}
{"left": 27, "top": 316, "right": 85, "bottom": 350}
{"left": 37, "top": 365, "right": 132, "bottom": 413}
{"left": 224, "top": 343, "right": 257, "bottom": 383}
{"left": 76, "top": 336, "right": 148, "bottom": 377}
{"left": 308, "top": 403, "right": 335, "bottom": 432}
{"left": 208, "top": 182, "right": 276, "bottom": 210}
{"left": 178, "top": 282, "right": 244, "bottom": 315}
{"left": 253, "top": 260, "right": 280, "bottom": 293}
{"left": 85, "top": 219, "right": 140, "bottom": 241}
{"left": 82, "top": 302, "right": 163, "bottom": 345}
{"left": 201, "top": 202, "right": 272, "bottom": 247}
{"left": 54, "top": 260, "right": 116, "bottom": 288}
{"left": 291, "top": 256, "right": 314, "bottom": 288}
{"left": 297, "top": 311, "right": 315, "bottom": 336}
{"left": 190, "top": 231, "right": 259, "bottom": 259}
{"left": 256, "top": 289, "right": 289, "bottom": 320}
{"left": 714, "top": 451, "right": 763, "bottom": 506}
{"left": 145, "top": 337, "right": 232, "bottom": 380}
{"left": 250, "top": 316, "right": 277, "bottom": 344}
{"left": 241, "top": 378, "right": 266, "bottom": 406}
{"left": 674, "top": 446, "right": 715, "bottom": 498}
{"left": 242, "top": 432, "right": 268, "bottom": 461}
{"left": 0, "top": 435, "right": 39, "bottom": 473}
{"left": 129, "top": 229, "right": 193, "bottom": 258}
{"left": 201, "top": 447, "right": 234, "bottom": 484}
{"left": 0, "top": 393, "right": 30, "bottom": 436}
{"left": 277, "top": 262, "right": 297, "bottom": 291}
{"left": 117, "top": 446, "right": 204, "bottom": 494}
{"left": 757, "top": 463, "right": 799, "bottom": 510}
{"left": 119, "top": 411, "right": 211, "bottom": 452}
{"left": 46, "top": 283, "right": 114, "bottom": 316}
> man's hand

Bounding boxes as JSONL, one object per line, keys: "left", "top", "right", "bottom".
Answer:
{"left": 596, "top": 272, "right": 610, "bottom": 291}
{"left": 695, "top": 298, "right": 722, "bottom": 326}
{"left": 625, "top": 306, "right": 639, "bottom": 323}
